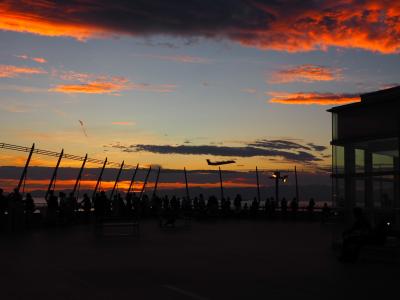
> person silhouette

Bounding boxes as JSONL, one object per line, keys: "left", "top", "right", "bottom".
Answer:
{"left": 94, "top": 192, "right": 105, "bottom": 222}
{"left": 307, "top": 198, "right": 316, "bottom": 220}
{"left": 7, "top": 188, "right": 24, "bottom": 231}
{"left": 234, "top": 194, "right": 242, "bottom": 217}
{"left": 290, "top": 197, "right": 298, "bottom": 220}
{"left": 0, "top": 188, "right": 6, "bottom": 231}
{"left": 280, "top": 197, "right": 288, "bottom": 217}
{"left": 46, "top": 190, "right": 58, "bottom": 225}
{"left": 321, "top": 202, "right": 331, "bottom": 223}
{"left": 24, "top": 193, "right": 35, "bottom": 226}
{"left": 80, "top": 193, "right": 91, "bottom": 223}
{"left": 250, "top": 197, "right": 259, "bottom": 218}
{"left": 340, "top": 207, "right": 372, "bottom": 262}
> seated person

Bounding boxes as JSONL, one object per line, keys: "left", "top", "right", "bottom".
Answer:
{"left": 340, "top": 207, "right": 372, "bottom": 262}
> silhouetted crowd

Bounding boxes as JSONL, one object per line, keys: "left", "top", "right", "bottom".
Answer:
{"left": 0, "top": 187, "right": 332, "bottom": 232}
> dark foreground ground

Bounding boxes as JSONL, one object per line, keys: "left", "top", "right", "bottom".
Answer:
{"left": 0, "top": 220, "right": 398, "bottom": 300}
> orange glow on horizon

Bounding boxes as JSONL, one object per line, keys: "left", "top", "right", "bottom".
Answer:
{"left": 0, "top": 179, "right": 257, "bottom": 193}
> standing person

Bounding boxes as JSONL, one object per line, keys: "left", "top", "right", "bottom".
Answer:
{"left": 290, "top": 197, "right": 298, "bottom": 220}
{"left": 340, "top": 207, "right": 372, "bottom": 262}
{"left": 80, "top": 193, "right": 91, "bottom": 223}
{"left": 269, "top": 197, "right": 276, "bottom": 218}
{"left": 234, "top": 194, "right": 242, "bottom": 215}
{"left": 198, "top": 194, "right": 206, "bottom": 215}
{"left": 321, "top": 202, "right": 331, "bottom": 223}
{"left": 8, "top": 188, "right": 23, "bottom": 231}
{"left": 264, "top": 197, "right": 270, "bottom": 218}
{"left": 100, "top": 191, "right": 111, "bottom": 217}
{"left": 250, "top": 197, "right": 259, "bottom": 218}
{"left": 24, "top": 193, "right": 36, "bottom": 227}
{"left": 280, "top": 197, "right": 288, "bottom": 217}
{"left": 307, "top": 198, "right": 316, "bottom": 220}
{"left": 46, "top": 190, "right": 58, "bottom": 225}
{"left": 0, "top": 188, "right": 6, "bottom": 231}
{"left": 193, "top": 196, "right": 199, "bottom": 212}
{"left": 58, "top": 192, "right": 68, "bottom": 225}
{"left": 94, "top": 192, "right": 105, "bottom": 222}
{"left": 125, "top": 193, "right": 133, "bottom": 217}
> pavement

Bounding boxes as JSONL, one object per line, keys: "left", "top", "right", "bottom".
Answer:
{"left": 0, "top": 219, "right": 398, "bottom": 299}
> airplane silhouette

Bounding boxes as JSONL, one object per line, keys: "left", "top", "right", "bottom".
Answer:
{"left": 206, "top": 159, "right": 236, "bottom": 166}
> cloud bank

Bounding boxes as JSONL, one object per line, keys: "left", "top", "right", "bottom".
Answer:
{"left": 1, "top": 1, "right": 400, "bottom": 53}
{"left": 111, "top": 139, "right": 327, "bottom": 163}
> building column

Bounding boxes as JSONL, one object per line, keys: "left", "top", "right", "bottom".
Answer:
{"left": 344, "top": 145, "right": 355, "bottom": 223}
{"left": 364, "top": 151, "right": 373, "bottom": 222}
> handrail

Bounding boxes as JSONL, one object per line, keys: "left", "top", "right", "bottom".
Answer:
{"left": 0, "top": 142, "right": 137, "bottom": 169}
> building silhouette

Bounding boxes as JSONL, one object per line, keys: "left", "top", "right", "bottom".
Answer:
{"left": 329, "top": 86, "right": 400, "bottom": 224}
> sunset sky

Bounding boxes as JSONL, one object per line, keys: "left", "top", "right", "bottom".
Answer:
{"left": 1, "top": 0, "right": 399, "bottom": 193}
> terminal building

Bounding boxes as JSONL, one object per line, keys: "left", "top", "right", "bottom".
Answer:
{"left": 328, "top": 86, "right": 400, "bottom": 224}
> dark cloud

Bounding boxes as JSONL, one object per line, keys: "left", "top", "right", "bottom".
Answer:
{"left": 2, "top": 1, "right": 400, "bottom": 53}
{"left": 307, "top": 143, "right": 327, "bottom": 152}
{"left": 112, "top": 143, "right": 322, "bottom": 163}
{"left": 248, "top": 139, "right": 312, "bottom": 151}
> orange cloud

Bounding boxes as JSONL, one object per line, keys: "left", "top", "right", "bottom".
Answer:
{"left": 0, "top": 64, "right": 47, "bottom": 78}
{"left": 15, "top": 54, "right": 47, "bottom": 64}
{"left": 50, "top": 80, "right": 130, "bottom": 95}
{"left": 0, "top": 2, "right": 105, "bottom": 40}
{"left": 268, "top": 92, "right": 361, "bottom": 105}
{"left": 269, "top": 65, "right": 342, "bottom": 83}
{"left": 1, "top": 1, "right": 400, "bottom": 53}
{"left": 52, "top": 70, "right": 175, "bottom": 94}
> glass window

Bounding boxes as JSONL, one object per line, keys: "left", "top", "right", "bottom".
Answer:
{"left": 333, "top": 177, "right": 345, "bottom": 208}
{"left": 333, "top": 145, "right": 344, "bottom": 174}
{"left": 332, "top": 113, "right": 338, "bottom": 140}
{"left": 373, "top": 153, "right": 393, "bottom": 172}
{"left": 355, "top": 149, "right": 365, "bottom": 174}
{"left": 372, "top": 175, "right": 394, "bottom": 209}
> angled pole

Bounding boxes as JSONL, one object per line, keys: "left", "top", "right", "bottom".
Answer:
{"left": 110, "top": 161, "right": 124, "bottom": 200}
{"left": 256, "top": 166, "right": 261, "bottom": 203}
{"left": 72, "top": 154, "right": 87, "bottom": 196}
{"left": 295, "top": 166, "right": 299, "bottom": 202}
{"left": 219, "top": 166, "right": 224, "bottom": 200}
{"left": 152, "top": 167, "right": 161, "bottom": 198}
{"left": 138, "top": 166, "right": 151, "bottom": 201}
{"left": 92, "top": 158, "right": 107, "bottom": 199}
{"left": 16, "top": 143, "right": 35, "bottom": 192}
{"left": 127, "top": 163, "right": 139, "bottom": 196}
{"left": 184, "top": 167, "right": 190, "bottom": 201}
{"left": 45, "top": 149, "right": 64, "bottom": 200}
